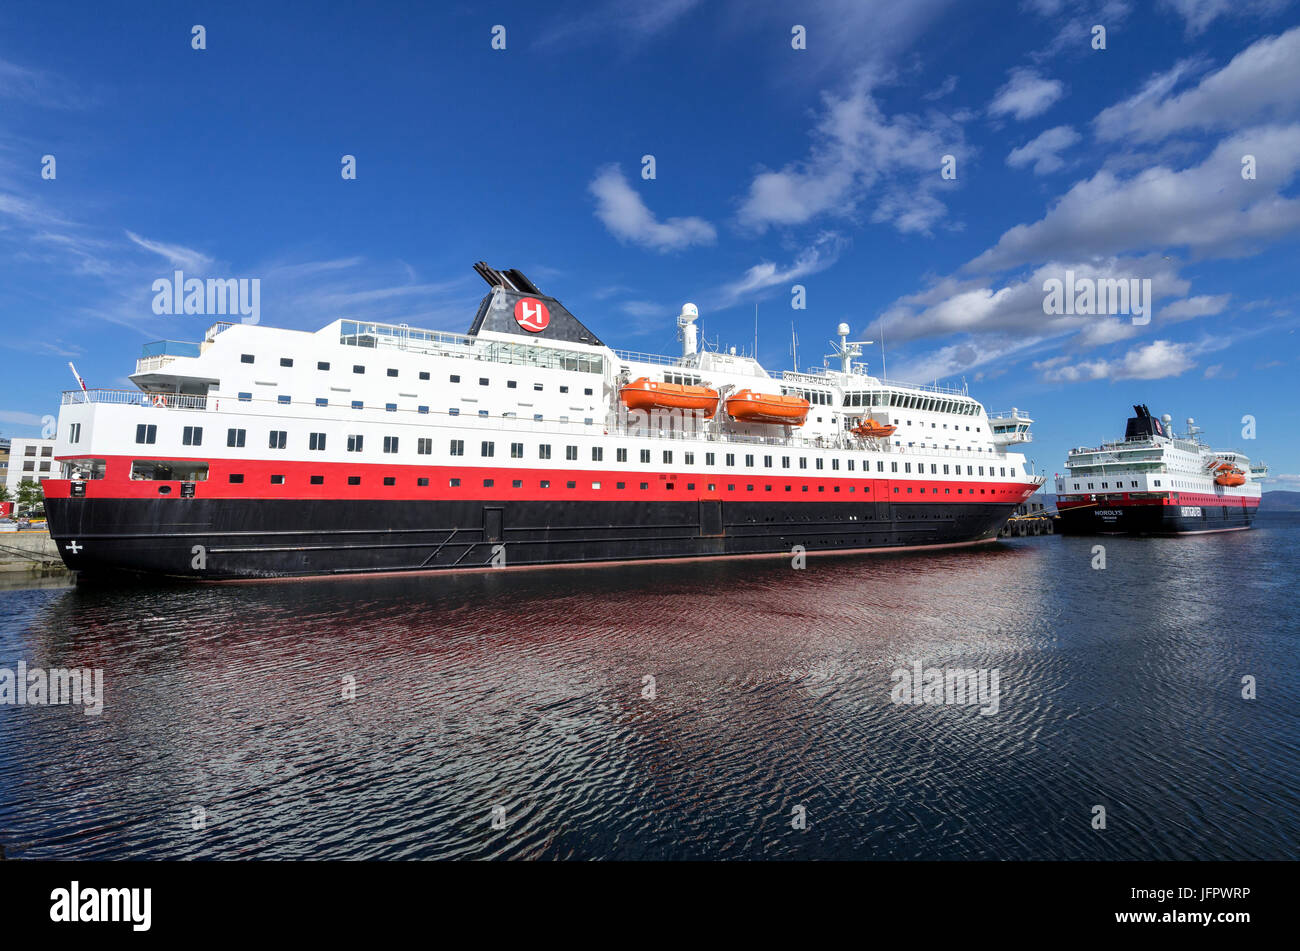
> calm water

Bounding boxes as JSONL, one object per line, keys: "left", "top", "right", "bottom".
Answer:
{"left": 2, "top": 517, "right": 1297, "bottom": 860}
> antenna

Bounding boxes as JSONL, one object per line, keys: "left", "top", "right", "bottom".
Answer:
{"left": 825, "top": 322, "right": 871, "bottom": 375}
{"left": 879, "top": 314, "right": 887, "bottom": 381}
{"left": 790, "top": 323, "right": 799, "bottom": 373}
{"left": 753, "top": 304, "right": 758, "bottom": 361}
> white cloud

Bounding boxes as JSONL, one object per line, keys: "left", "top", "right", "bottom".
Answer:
{"left": 875, "top": 256, "right": 1187, "bottom": 343}
{"left": 588, "top": 165, "right": 716, "bottom": 252}
{"left": 715, "top": 233, "right": 845, "bottom": 308}
{"left": 735, "top": 72, "right": 967, "bottom": 234}
{"left": 1202, "top": 363, "right": 1237, "bottom": 378}
{"left": 969, "top": 124, "right": 1300, "bottom": 273}
{"left": 922, "top": 75, "right": 958, "bottom": 100}
{"left": 1160, "top": 0, "right": 1292, "bottom": 36}
{"left": 988, "top": 68, "right": 1065, "bottom": 121}
{"left": 0, "top": 56, "right": 86, "bottom": 108}
{"left": 620, "top": 300, "right": 665, "bottom": 318}
{"left": 1007, "top": 125, "right": 1082, "bottom": 174}
{"left": 1094, "top": 26, "right": 1300, "bottom": 143}
{"left": 1160, "top": 294, "right": 1230, "bottom": 323}
{"left": 125, "top": 230, "right": 214, "bottom": 271}
{"left": 0, "top": 409, "right": 46, "bottom": 426}
{"left": 535, "top": 0, "right": 703, "bottom": 50}
{"left": 1025, "top": 2, "right": 1133, "bottom": 63}
{"left": 1034, "top": 338, "right": 1222, "bottom": 382}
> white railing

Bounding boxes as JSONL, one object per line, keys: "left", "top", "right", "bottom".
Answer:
{"left": 62, "top": 389, "right": 208, "bottom": 409}
{"left": 987, "top": 409, "right": 1033, "bottom": 421}
{"left": 340, "top": 320, "right": 605, "bottom": 375}
{"left": 135, "top": 355, "right": 180, "bottom": 374}
{"left": 612, "top": 348, "right": 684, "bottom": 368}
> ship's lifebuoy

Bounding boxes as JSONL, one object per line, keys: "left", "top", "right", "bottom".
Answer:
{"left": 152, "top": 393, "right": 166, "bottom": 407}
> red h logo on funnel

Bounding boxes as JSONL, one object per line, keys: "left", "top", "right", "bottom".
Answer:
{"left": 514, "top": 298, "right": 550, "bottom": 332}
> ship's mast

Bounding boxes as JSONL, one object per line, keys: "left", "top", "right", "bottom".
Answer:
{"left": 825, "top": 323, "right": 871, "bottom": 376}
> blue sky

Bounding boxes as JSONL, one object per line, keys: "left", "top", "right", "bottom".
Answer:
{"left": 2, "top": 0, "right": 1299, "bottom": 487}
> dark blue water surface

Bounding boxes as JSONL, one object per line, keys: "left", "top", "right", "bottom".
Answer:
{"left": 1, "top": 517, "right": 1297, "bottom": 860}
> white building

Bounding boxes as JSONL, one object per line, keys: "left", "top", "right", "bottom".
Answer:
{"left": 5, "top": 437, "right": 57, "bottom": 496}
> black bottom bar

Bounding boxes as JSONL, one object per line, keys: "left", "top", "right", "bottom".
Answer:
{"left": 1058, "top": 503, "right": 1256, "bottom": 536}
{"left": 45, "top": 497, "right": 1019, "bottom": 580}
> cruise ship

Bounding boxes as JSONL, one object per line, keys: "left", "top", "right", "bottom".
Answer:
{"left": 1055, "top": 404, "right": 1266, "bottom": 535}
{"left": 43, "top": 263, "right": 1044, "bottom": 580}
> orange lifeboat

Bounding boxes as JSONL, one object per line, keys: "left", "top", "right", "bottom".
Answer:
{"left": 725, "top": 390, "right": 810, "bottom": 425}
{"left": 1215, "top": 466, "right": 1246, "bottom": 486}
{"left": 619, "top": 377, "right": 719, "bottom": 417}
{"left": 851, "top": 419, "right": 897, "bottom": 439}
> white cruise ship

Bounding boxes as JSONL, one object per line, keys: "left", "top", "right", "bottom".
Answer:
{"left": 43, "top": 263, "right": 1045, "bottom": 579}
{"left": 1055, "top": 404, "right": 1266, "bottom": 534}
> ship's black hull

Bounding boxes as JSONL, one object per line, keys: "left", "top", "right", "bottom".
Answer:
{"left": 1057, "top": 502, "right": 1257, "bottom": 536}
{"left": 46, "top": 497, "right": 1018, "bottom": 580}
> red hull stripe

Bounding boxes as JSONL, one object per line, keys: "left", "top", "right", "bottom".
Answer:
{"left": 42, "top": 454, "right": 1040, "bottom": 505}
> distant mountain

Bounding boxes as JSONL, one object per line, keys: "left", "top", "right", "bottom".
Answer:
{"left": 1260, "top": 491, "right": 1300, "bottom": 512}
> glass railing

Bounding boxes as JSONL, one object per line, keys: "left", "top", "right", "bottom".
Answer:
{"left": 140, "top": 340, "right": 201, "bottom": 358}
{"left": 339, "top": 320, "right": 604, "bottom": 374}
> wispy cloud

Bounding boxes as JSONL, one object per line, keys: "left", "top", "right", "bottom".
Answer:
{"left": 1006, "top": 125, "right": 1081, "bottom": 175}
{"left": 1160, "top": 0, "right": 1291, "bottom": 37}
{"left": 988, "top": 68, "right": 1065, "bottom": 121}
{"left": 715, "top": 232, "right": 845, "bottom": 309}
{"left": 0, "top": 56, "right": 88, "bottom": 109}
{"left": 734, "top": 70, "right": 969, "bottom": 235}
{"left": 535, "top": 0, "right": 702, "bottom": 50}
{"left": 588, "top": 164, "right": 716, "bottom": 252}
{"left": 969, "top": 124, "right": 1300, "bottom": 273}
{"left": 1094, "top": 26, "right": 1300, "bottom": 142}
{"left": 125, "top": 231, "right": 215, "bottom": 271}
{"left": 1034, "top": 336, "right": 1228, "bottom": 382}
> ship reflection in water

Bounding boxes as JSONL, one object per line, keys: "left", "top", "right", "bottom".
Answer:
{"left": 1, "top": 518, "right": 1298, "bottom": 860}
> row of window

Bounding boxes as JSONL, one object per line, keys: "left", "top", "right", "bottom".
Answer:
{"left": 135, "top": 424, "right": 1017, "bottom": 477}
{"left": 238, "top": 354, "right": 595, "bottom": 395}
{"left": 217, "top": 472, "right": 1005, "bottom": 496}
{"left": 843, "top": 392, "right": 980, "bottom": 414}
{"left": 1069, "top": 480, "right": 1163, "bottom": 490}
{"left": 227, "top": 396, "right": 597, "bottom": 426}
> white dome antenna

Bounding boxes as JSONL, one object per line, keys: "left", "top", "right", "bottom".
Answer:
{"left": 677, "top": 303, "right": 699, "bottom": 359}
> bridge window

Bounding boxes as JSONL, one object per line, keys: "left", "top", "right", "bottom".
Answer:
{"left": 130, "top": 460, "right": 209, "bottom": 481}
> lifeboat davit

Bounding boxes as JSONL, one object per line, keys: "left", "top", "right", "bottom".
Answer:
{"left": 619, "top": 377, "right": 719, "bottom": 417}
{"left": 851, "top": 419, "right": 897, "bottom": 439}
{"left": 725, "top": 390, "right": 810, "bottom": 425}
{"left": 1215, "top": 467, "right": 1246, "bottom": 486}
